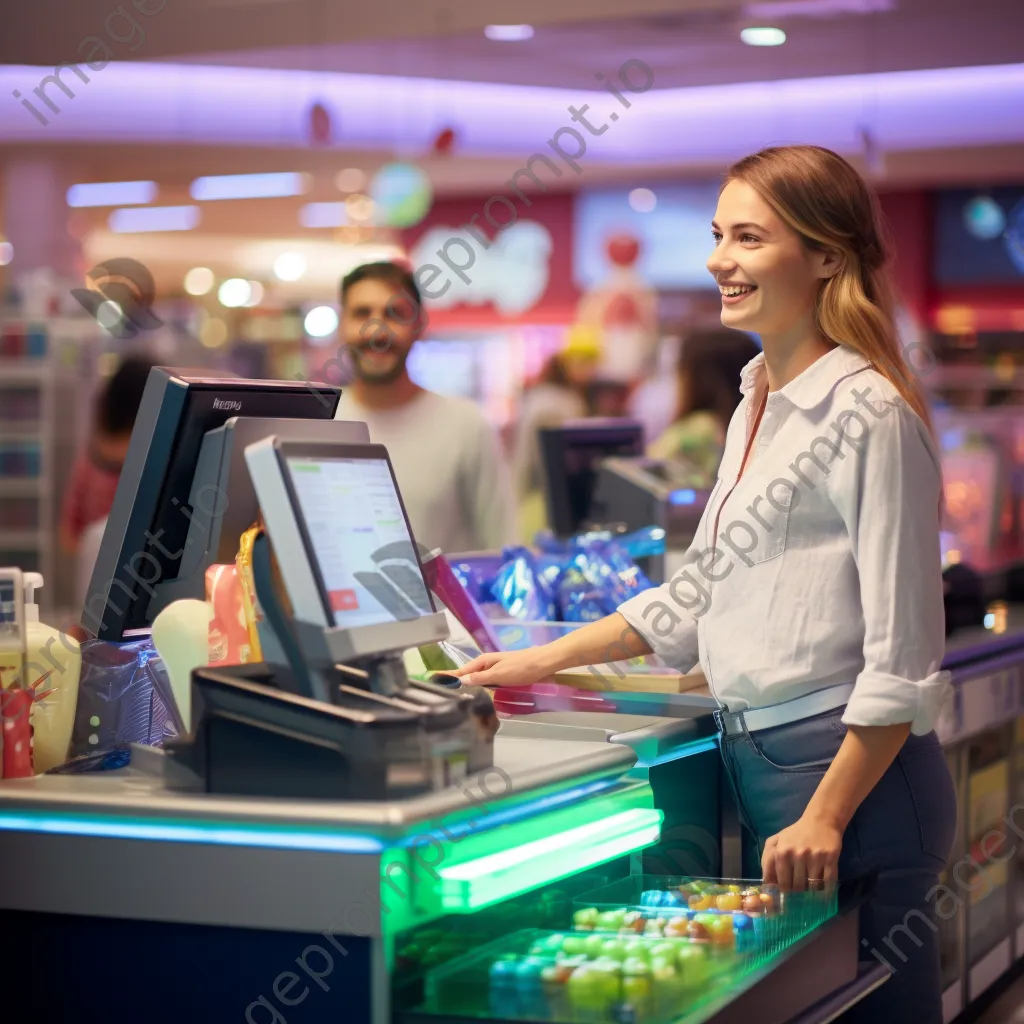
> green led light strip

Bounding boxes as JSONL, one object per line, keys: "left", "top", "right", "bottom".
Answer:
{"left": 437, "top": 807, "right": 663, "bottom": 912}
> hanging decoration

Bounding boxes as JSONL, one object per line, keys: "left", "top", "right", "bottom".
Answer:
{"left": 369, "top": 162, "right": 434, "bottom": 229}
{"left": 307, "top": 101, "right": 332, "bottom": 146}
{"left": 432, "top": 126, "right": 457, "bottom": 157}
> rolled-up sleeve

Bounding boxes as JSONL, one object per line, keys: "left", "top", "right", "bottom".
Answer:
{"left": 828, "top": 395, "right": 951, "bottom": 735}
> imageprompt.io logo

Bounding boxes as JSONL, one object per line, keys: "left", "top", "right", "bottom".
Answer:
{"left": 72, "top": 258, "right": 163, "bottom": 339}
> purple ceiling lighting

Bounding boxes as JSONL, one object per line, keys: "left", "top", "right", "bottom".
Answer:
{"left": 1, "top": 62, "right": 1021, "bottom": 163}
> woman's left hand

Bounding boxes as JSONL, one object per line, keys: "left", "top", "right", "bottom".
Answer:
{"left": 761, "top": 815, "right": 843, "bottom": 891}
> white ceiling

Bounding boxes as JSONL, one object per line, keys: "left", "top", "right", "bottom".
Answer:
{"left": 4, "top": 0, "right": 1023, "bottom": 84}
{"left": 179, "top": 0, "right": 1024, "bottom": 89}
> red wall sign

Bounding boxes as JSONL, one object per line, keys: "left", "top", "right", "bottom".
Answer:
{"left": 400, "top": 191, "right": 580, "bottom": 327}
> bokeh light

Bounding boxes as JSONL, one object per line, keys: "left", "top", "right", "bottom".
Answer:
{"left": 963, "top": 196, "right": 1006, "bottom": 240}
{"left": 218, "top": 278, "right": 251, "bottom": 308}
{"left": 304, "top": 305, "right": 339, "bottom": 338}
{"left": 274, "top": 253, "right": 307, "bottom": 281}
{"left": 184, "top": 266, "right": 215, "bottom": 295}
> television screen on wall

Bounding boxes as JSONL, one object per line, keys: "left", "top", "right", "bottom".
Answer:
{"left": 934, "top": 188, "right": 1024, "bottom": 286}
{"left": 574, "top": 184, "right": 722, "bottom": 291}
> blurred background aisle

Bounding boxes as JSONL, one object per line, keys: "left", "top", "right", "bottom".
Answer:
{"left": 1, "top": 0, "right": 1023, "bottom": 623}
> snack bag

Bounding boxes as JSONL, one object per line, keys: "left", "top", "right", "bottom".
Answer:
{"left": 235, "top": 523, "right": 263, "bottom": 661}
{"left": 206, "top": 564, "right": 251, "bottom": 666}
{"left": 491, "top": 547, "right": 557, "bottom": 621}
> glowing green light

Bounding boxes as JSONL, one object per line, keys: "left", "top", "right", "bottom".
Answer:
{"left": 438, "top": 808, "right": 663, "bottom": 911}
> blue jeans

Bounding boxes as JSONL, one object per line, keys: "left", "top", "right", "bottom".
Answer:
{"left": 718, "top": 708, "right": 958, "bottom": 1023}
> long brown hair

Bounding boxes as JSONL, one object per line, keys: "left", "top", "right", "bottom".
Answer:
{"left": 724, "top": 145, "right": 931, "bottom": 431}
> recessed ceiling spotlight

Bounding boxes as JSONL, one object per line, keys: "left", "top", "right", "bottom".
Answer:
{"left": 67, "top": 180, "right": 157, "bottom": 208}
{"left": 740, "top": 26, "right": 787, "bottom": 45}
{"left": 190, "top": 172, "right": 309, "bottom": 201}
{"left": 484, "top": 24, "right": 534, "bottom": 41}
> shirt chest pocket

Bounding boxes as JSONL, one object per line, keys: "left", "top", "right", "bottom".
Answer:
{"left": 714, "top": 479, "right": 794, "bottom": 567}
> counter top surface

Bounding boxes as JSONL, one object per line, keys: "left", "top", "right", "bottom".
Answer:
{"left": 0, "top": 735, "right": 636, "bottom": 834}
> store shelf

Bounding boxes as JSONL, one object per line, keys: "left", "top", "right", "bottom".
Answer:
{"left": 0, "top": 361, "right": 50, "bottom": 384}
{"left": 0, "top": 424, "right": 43, "bottom": 439}
{"left": 0, "top": 477, "right": 46, "bottom": 497}
{"left": 0, "top": 530, "right": 45, "bottom": 550}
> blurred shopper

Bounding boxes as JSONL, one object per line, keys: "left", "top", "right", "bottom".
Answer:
{"left": 455, "top": 146, "right": 955, "bottom": 1024}
{"left": 334, "top": 262, "right": 513, "bottom": 554}
{"left": 512, "top": 327, "right": 600, "bottom": 540}
{"left": 647, "top": 327, "right": 761, "bottom": 483}
{"left": 60, "top": 354, "right": 155, "bottom": 556}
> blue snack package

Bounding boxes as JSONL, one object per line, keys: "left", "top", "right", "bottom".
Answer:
{"left": 558, "top": 568, "right": 609, "bottom": 622}
{"left": 491, "top": 547, "right": 557, "bottom": 620}
{"left": 601, "top": 540, "right": 653, "bottom": 599}
{"left": 451, "top": 560, "right": 492, "bottom": 604}
{"left": 617, "top": 526, "right": 667, "bottom": 561}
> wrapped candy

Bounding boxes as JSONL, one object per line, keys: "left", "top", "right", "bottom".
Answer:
{"left": 491, "top": 547, "right": 557, "bottom": 621}
{"left": 558, "top": 569, "right": 607, "bottom": 623}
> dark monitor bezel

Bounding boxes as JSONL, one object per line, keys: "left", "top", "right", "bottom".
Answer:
{"left": 272, "top": 440, "right": 438, "bottom": 630}
{"left": 83, "top": 368, "right": 340, "bottom": 640}
{"left": 539, "top": 418, "right": 645, "bottom": 538}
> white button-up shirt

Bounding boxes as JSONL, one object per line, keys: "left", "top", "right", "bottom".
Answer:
{"left": 618, "top": 344, "right": 950, "bottom": 736}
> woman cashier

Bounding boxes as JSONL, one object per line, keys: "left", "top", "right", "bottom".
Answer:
{"left": 454, "top": 145, "right": 957, "bottom": 1022}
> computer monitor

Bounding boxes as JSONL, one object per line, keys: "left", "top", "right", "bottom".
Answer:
{"left": 245, "top": 438, "right": 445, "bottom": 661}
{"left": 83, "top": 368, "right": 342, "bottom": 641}
{"left": 539, "top": 419, "right": 645, "bottom": 538}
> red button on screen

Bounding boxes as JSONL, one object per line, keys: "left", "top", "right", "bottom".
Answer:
{"left": 329, "top": 588, "right": 359, "bottom": 611}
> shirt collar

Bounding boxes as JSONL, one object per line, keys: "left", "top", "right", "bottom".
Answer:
{"left": 739, "top": 344, "right": 871, "bottom": 411}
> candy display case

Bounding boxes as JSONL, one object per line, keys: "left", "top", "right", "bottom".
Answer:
{"left": 410, "top": 926, "right": 742, "bottom": 1024}
{"left": 570, "top": 876, "right": 837, "bottom": 967}
{"left": 404, "top": 876, "right": 839, "bottom": 1024}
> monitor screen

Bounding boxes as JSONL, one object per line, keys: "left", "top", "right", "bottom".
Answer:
{"left": 539, "top": 420, "right": 645, "bottom": 537}
{"left": 934, "top": 188, "right": 1024, "bottom": 285}
{"left": 283, "top": 455, "right": 434, "bottom": 628}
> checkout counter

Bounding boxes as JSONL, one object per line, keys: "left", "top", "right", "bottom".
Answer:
{"left": 3, "top": 375, "right": 1024, "bottom": 1024}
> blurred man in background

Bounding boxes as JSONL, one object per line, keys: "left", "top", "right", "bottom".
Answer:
{"left": 333, "top": 261, "right": 514, "bottom": 554}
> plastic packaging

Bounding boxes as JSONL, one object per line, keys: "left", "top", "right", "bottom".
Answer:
{"left": 491, "top": 547, "right": 558, "bottom": 621}
{"left": 460, "top": 529, "right": 655, "bottom": 625}
{"left": 68, "top": 637, "right": 183, "bottom": 761}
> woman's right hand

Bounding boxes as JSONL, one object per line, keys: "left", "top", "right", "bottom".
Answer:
{"left": 450, "top": 646, "right": 561, "bottom": 689}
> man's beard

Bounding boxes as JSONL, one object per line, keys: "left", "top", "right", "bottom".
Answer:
{"left": 346, "top": 342, "right": 410, "bottom": 385}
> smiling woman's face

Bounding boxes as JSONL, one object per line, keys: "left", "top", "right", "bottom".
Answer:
{"left": 707, "top": 179, "right": 833, "bottom": 338}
